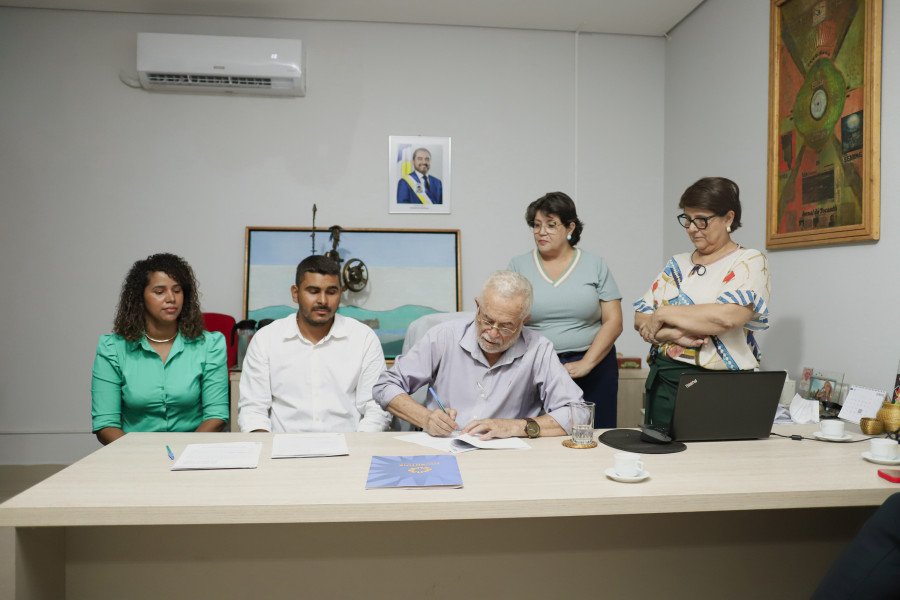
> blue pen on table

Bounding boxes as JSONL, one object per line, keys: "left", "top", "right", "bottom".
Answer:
{"left": 427, "top": 386, "right": 450, "bottom": 415}
{"left": 166, "top": 445, "right": 175, "bottom": 461}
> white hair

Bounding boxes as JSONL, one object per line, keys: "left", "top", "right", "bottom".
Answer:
{"left": 480, "top": 270, "right": 533, "bottom": 318}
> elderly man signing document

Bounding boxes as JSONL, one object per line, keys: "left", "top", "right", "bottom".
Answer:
{"left": 373, "top": 271, "right": 585, "bottom": 439}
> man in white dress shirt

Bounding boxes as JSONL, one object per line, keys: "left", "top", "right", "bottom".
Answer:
{"left": 238, "top": 255, "right": 391, "bottom": 433}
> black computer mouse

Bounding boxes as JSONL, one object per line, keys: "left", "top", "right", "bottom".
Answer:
{"left": 640, "top": 425, "right": 672, "bottom": 444}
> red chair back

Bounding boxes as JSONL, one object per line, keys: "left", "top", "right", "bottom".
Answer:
{"left": 202, "top": 312, "right": 237, "bottom": 368}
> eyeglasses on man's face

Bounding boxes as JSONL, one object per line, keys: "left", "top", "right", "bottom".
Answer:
{"left": 475, "top": 309, "right": 520, "bottom": 337}
{"left": 677, "top": 213, "right": 719, "bottom": 230}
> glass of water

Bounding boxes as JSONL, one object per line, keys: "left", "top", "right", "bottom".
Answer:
{"left": 570, "top": 402, "right": 595, "bottom": 445}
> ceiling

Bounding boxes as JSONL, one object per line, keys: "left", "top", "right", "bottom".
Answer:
{"left": 0, "top": 0, "right": 706, "bottom": 36}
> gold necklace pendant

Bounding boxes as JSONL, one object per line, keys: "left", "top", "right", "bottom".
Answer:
{"left": 145, "top": 333, "right": 176, "bottom": 343}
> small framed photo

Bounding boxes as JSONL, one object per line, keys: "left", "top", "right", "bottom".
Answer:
{"left": 808, "top": 376, "right": 838, "bottom": 404}
{"left": 799, "top": 367, "right": 846, "bottom": 415}
{"left": 388, "top": 135, "right": 451, "bottom": 214}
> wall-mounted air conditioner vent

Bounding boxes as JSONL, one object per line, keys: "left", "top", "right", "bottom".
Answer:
{"left": 137, "top": 33, "right": 305, "bottom": 97}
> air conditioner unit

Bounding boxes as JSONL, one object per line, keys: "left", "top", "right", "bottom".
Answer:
{"left": 137, "top": 33, "right": 305, "bottom": 97}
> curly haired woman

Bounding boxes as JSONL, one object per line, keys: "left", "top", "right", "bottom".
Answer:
{"left": 91, "top": 253, "right": 228, "bottom": 445}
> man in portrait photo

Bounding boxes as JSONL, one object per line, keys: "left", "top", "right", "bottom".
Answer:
{"left": 397, "top": 147, "right": 443, "bottom": 205}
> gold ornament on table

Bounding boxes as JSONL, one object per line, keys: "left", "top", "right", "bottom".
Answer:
{"left": 859, "top": 417, "right": 884, "bottom": 436}
{"left": 877, "top": 400, "right": 900, "bottom": 435}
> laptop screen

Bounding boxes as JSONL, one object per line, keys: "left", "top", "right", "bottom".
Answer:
{"left": 670, "top": 371, "right": 787, "bottom": 442}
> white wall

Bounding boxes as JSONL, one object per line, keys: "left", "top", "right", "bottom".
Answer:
{"left": 665, "top": 0, "right": 900, "bottom": 392}
{"left": 0, "top": 8, "right": 664, "bottom": 463}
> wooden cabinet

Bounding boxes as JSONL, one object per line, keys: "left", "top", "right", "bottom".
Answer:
{"left": 616, "top": 368, "right": 648, "bottom": 427}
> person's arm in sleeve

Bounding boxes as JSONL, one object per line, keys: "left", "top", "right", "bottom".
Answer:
{"left": 238, "top": 333, "right": 273, "bottom": 432}
{"left": 355, "top": 332, "right": 391, "bottom": 432}
{"left": 372, "top": 330, "right": 458, "bottom": 436}
{"left": 634, "top": 265, "right": 705, "bottom": 348}
{"left": 538, "top": 342, "right": 585, "bottom": 436}
{"left": 196, "top": 332, "right": 228, "bottom": 433}
{"left": 567, "top": 259, "right": 624, "bottom": 378}
{"left": 463, "top": 341, "right": 580, "bottom": 439}
{"left": 644, "top": 252, "right": 768, "bottom": 340}
{"left": 564, "top": 300, "right": 623, "bottom": 379}
{"left": 91, "top": 336, "right": 126, "bottom": 445}
{"left": 719, "top": 250, "right": 770, "bottom": 332}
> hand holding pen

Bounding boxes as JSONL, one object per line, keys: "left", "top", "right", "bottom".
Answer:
{"left": 426, "top": 386, "right": 460, "bottom": 437}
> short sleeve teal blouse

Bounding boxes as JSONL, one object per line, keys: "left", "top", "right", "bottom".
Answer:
{"left": 509, "top": 248, "right": 621, "bottom": 353}
{"left": 91, "top": 331, "right": 229, "bottom": 433}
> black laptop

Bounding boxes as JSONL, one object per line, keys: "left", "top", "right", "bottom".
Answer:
{"left": 669, "top": 371, "right": 787, "bottom": 442}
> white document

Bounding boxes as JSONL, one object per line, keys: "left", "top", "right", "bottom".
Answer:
{"left": 171, "top": 442, "right": 262, "bottom": 470}
{"left": 838, "top": 386, "right": 887, "bottom": 424}
{"left": 271, "top": 433, "right": 349, "bottom": 458}
{"left": 395, "top": 432, "right": 530, "bottom": 454}
{"left": 451, "top": 434, "right": 530, "bottom": 451}
{"left": 396, "top": 432, "right": 466, "bottom": 453}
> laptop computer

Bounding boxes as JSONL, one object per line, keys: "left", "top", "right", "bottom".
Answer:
{"left": 669, "top": 371, "right": 787, "bottom": 442}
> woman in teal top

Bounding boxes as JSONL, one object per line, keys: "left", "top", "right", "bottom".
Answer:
{"left": 509, "top": 192, "right": 623, "bottom": 428}
{"left": 91, "top": 253, "right": 229, "bottom": 445}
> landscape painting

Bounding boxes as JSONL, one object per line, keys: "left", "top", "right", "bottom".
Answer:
{"left": 244, "top": 228, "right": 461, "bottom": 358}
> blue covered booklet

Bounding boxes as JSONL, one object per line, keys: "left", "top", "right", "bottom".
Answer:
{"left": 365, "top": 455, "right": 463, "bottom": 489}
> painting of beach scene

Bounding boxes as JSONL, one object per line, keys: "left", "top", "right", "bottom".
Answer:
{"left": 244, "top": 228, "right": 461, "bottom": 358}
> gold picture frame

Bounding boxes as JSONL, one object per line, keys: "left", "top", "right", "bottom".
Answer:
{"left": 766, "top": 0, "right": 881, "bottom": 249}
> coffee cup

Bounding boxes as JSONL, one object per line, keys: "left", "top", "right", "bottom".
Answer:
{"left": 613, "top": 452, "right": 644, "bottom": 477}
{"left": 870, "top": 438, "right": 898, "bottom": 460}
{"left": 819, "top": 419, "right": 845, "bottom": 439}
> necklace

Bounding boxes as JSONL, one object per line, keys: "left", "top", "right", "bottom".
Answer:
{"left": 688, "top": 251, "right": 707, "bottom": 276}
{"left": 689, "top": 243, "right": 742, "bottom": 277}
{"left": 145, "top": 332, "right": 176, "bottom": 343}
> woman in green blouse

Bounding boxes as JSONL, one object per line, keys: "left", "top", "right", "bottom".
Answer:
{"left": 91, "top": 253, "right": 229, "bottom": 445}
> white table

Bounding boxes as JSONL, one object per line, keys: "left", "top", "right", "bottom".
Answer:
{"left": 1, "top": 426, "right": 895, "bottom": 599}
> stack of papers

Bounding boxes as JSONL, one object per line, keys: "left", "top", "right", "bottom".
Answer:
{"left": 271, "top": 433, "right": 349, "bottom": 458}
{"left": 396, "top": 432, "right": 531, "bottom": 454}
{"left": 171, "top": 442, "right": 262, "bottom": 471}
{"left": 366, "top": 454, "right": 463, "bottom": 489}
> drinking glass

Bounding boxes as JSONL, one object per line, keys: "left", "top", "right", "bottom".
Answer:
{"left": 570, "top": 402, "right": 595, "bottom": 445}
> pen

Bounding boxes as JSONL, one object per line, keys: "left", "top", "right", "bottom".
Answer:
{"left": 428, "top": 386, "right": 449, "bottom": 415}
{"left": 166, "top": 445, "right": 175, "bottom": 461}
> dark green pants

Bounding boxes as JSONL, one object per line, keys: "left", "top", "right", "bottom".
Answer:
{"left": 644, "top": 355, "right": 710, "bottom": 427}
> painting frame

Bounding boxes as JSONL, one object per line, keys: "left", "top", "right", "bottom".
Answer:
{"left": 766, "top": 0, "right": 881, "bottom": 249}
{"left": 243, "top": 227, "right": 462, "bottom": 359}
{"left": 388, "top": 135, "right": 451, "bottom": 214}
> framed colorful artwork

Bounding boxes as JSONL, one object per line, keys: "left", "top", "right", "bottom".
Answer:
{"left": 243, "top": 227, "right": 461, "bottom": 359}
{"left": 766, "top": 0, "right": 881, "bottom": 249}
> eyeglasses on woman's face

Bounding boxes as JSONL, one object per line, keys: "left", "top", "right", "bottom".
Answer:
{"left": 531, "top": 220, "right": 562, "bottom": 234}
{"left": 677, "top": 213, "right": 719, "bottom": 230}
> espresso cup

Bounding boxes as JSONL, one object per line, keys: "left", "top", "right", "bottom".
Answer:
{"left": 819, "top": 419, "right": 845, "bottom": 439}
{"left": 870, "top": 438, "right": 899, "bottom": 460}
{"left": 613, "top": 452, "right": 644, "bottom": 477}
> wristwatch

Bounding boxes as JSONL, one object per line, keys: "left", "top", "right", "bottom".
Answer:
{"left": 524, "top": 418, "right": 541, "bottom": 439}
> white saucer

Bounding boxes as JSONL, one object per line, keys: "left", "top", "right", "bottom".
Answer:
{"left": 861, "top": 451, "right": 900, "bottom": 466}
{"left": 814, "top": 431, "right": 854, "bottom": 442}
{"left": 605, "top": 468, "right": 650, "bottom": 483}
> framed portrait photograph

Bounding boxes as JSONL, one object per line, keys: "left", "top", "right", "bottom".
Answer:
{"left": 799, "top": 366, "right": 846, "bottom": 416}
{"left": 243, "top": 227, "right": 461, "bottom": 359}
{"left": 809, "top": 375, "right": 838, "bottom": 403}
{"left": 388, "top": 135, "right": 451, "bottom": 214}
{"left": 765, "top": 0, "right": 882, "bottom": 249}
